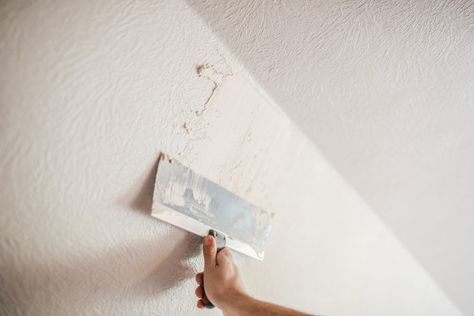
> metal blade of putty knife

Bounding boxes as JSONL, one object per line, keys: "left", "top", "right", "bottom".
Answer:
{"left": 151, "top": 153, "right": 272, "bottom": 260}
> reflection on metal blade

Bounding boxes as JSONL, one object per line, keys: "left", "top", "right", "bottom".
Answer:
{"left": 151, "top": 154, "right": 272, "bottom": 260}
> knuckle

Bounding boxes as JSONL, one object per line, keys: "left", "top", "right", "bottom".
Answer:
{"left": 204, "top": 245, "right": 215, "bottom": 255}
{"left": 220, "top": 248, "right": 231, "bottom": 257}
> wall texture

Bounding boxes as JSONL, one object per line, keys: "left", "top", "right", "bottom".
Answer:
{"left": 0, "top": 0, "right": 466, "bottom": 315}
{"left": 187, "top": 1, "right": 474, "bottom": 314}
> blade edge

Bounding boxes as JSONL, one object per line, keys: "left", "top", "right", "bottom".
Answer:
{"left": 152, "top": 205, "right": 263, "bottom": 260}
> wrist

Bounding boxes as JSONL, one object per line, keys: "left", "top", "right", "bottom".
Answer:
{"left": 220, "top": 290, "right": 251, "bottom": 315}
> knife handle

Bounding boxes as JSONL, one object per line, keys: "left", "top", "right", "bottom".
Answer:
{"left": 202, "top": 229, "right": 226, "bottom": 309}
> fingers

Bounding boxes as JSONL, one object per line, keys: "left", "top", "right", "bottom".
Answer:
{"left": 195, "top": 282, "right": 205, "bottom": 309}
{"left": 195, "top": 272, "right": 203, "bottom": 285}
{"left": 197, "top": 299, "right": 204, "bottom": 309}
{"left": 196, "top": 286, "right": 212, "bottom": 309}
{"left": 203, "top": 235, "right": 217, "bottom": 269}
{"left": 196, "top": 289, "right": 211, "bottom": 309}
{"left": 195, "top": 286, "right": 203, "bottom": 298}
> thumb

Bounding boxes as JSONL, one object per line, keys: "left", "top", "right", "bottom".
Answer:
{"left": 203, "top": 235, "right": 217, "bottom": 269}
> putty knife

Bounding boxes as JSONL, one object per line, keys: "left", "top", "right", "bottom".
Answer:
{"left": 151, "top": 153, "right": 272, "bottom": 261}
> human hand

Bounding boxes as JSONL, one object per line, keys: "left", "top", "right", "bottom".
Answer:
{"left": 194, "top": 235, "right": 247, "bottom": 310}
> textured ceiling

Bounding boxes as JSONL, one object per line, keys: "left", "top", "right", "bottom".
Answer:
{"left": 187, "top": 0, "right": 474, "bottom": 314}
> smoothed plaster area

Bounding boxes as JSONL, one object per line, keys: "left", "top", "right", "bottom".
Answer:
{"left": 0, "top": 1, "right": 463, "bottom": 315}
{"left": 187, "top": 1, "right": 474, "bottom": 314}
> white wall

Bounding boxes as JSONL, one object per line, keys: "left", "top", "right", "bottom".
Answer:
{"left": 0, "top": 1, "right": 464, "bottom": 315}
{"left": 187, "top": 1, "right": 474, "bottom": 314}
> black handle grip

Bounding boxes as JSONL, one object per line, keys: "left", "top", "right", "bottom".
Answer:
{"left": 202, "top": 229, "right": 226, "bottom": 309}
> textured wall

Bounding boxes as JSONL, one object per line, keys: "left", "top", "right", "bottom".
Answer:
{"left": 0, "top": 1, "right": 279, "bottom": 314}
{"left": 0, "top": 0, "right": 465, "bottom": 315}
{"left": 187, "top": 1, "right": 474, "bottom": 314}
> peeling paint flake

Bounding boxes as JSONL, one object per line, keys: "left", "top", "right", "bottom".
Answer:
{"left": 194, "top": 63, "right": 233, "bottom": 115}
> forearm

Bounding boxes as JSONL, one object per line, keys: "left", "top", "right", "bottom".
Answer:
{"left": 222, "top": 292, "right": 312, "bottom": 316}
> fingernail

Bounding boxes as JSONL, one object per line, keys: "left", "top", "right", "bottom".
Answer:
{"left": 204, "top": 236, "right": 212, "bottom": 245}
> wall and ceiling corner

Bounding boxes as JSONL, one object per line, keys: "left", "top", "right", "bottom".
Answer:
{"left": 0, "top": 0, "right": 471, "bottom": 315}
{"left": 186, "top": 1, "right": 474, "bottom": 315}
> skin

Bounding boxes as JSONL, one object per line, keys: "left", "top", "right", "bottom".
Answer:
{"left": 194, "top": 235, "right": 312, "bottom": 316}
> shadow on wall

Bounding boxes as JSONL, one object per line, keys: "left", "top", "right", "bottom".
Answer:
{"left": 126, "top": 154, "right": 203, "bottom": 294}
{"left": 1, "top": 157, "right": 203, "bottom": 314}
{"left": 1, "top": 234, "right": 201, "bottom": 313}
{"left": 128, "top": 155, "right": 160, "bottom": 214}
